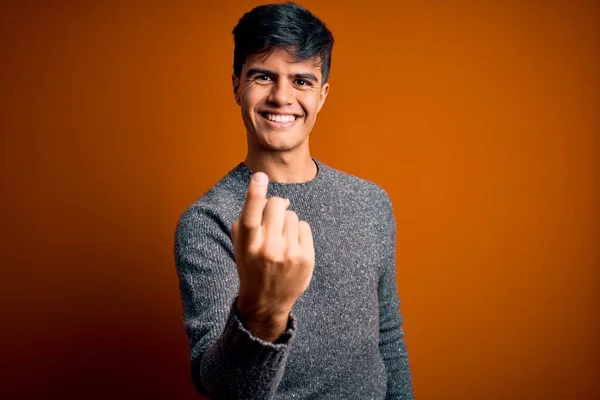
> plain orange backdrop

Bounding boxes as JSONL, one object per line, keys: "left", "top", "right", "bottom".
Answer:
{"left": 0, "top": 0, "right": 598, "bottom": 399}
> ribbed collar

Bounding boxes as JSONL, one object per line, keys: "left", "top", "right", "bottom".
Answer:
{"left": 231, "top": 157, "right": 328, "bottom": 198}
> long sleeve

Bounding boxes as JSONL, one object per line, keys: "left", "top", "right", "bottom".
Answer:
{"left": 378, "top": 194, "right": 414, "bottom": 399}
{"left": 174, "top": 205, "right": 296, "bottom": 399}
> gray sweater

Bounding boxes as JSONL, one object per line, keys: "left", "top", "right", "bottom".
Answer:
{"left": 174, "top": 158, "right": 414, "bottom": 399}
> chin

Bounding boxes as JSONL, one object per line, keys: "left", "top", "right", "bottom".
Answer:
{"left": 261, "top": 140, "right": 299, "bottom": 152}
{"left": 253, "top": 134, "right": 306, "bottom": 152}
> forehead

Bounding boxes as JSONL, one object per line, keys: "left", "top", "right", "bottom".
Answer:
{"left": 243, "top": 48, "right": 323, "bottom": 78}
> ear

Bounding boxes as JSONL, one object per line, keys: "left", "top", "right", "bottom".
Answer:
{"left": 317, "top": 82, "right": 330, "bottom": 113}
{"left": 232, "top": 74, "right": 241, "bottom": 105}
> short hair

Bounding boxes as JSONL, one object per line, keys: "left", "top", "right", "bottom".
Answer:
{"left": 232, "top": 2, "right": 334, "bottom": 84}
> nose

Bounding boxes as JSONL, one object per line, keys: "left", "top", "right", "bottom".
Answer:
{"left": 268, "top": 79, "right": 294, "bottom": 106}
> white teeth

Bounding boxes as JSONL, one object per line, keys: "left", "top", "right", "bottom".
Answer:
{"left": 265, "top": 113, "right": 296, "bottom": 123}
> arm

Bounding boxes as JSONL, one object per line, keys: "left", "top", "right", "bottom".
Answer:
{"left": 174, "top": 205, "right": 296, "bottom": 399}
{"left": 378, "top": 194, "right": 415, "bottom": 399}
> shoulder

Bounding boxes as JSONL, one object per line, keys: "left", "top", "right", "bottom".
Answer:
{"left": 324, "top": 162, "right": 393, "bottom": 211}
{"left": 175, "top": 170, "right": 245, "bottom": 239}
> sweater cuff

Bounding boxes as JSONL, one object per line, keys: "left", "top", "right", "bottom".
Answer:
{"left": 222, "top": 297, "right": 297, "bottom": 358}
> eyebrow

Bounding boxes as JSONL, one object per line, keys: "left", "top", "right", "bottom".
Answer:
{"left": 246, "top": 68, "right": 319, "bottom": 83}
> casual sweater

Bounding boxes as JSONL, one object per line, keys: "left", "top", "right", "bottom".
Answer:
{"left": 174, "top": 158, "right": 414, "bottom": 399}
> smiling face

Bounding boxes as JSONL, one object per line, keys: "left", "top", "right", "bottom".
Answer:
{"left": 232, "top": 47, "right": 330, "bottom": 155}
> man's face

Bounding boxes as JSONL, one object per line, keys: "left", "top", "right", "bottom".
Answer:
{"left": 232, "top": 47, "right": 330, "bottom": 154}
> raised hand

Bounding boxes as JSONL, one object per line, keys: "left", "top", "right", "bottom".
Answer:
{"left": 231, "top": 172, "right": 315, "bottom": 341}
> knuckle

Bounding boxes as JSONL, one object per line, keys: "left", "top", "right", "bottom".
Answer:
{"left": 296, "top": 252, "right": 311, "bottom": 265}
{"left": 298, "top": 219, "right": 307, "bottom": 227}
{"left": 240, "top": 219, "right": 255, "bottom": 231}
{"left": 284, "top": 246, "right": 299, "bottom": 260}
{"left": 285, "top": 246, "right": 309, "bottom": 264}
{"left": 298, "top": 220, "right": 312, "bottom": 233}
{"left": 285, "top": 210, "right": 299, "bottom": 222}
{"left": 260, "top": 243, "right": 285, "bottom": 263}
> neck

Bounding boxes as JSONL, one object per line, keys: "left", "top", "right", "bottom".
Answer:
{"left": 244, "top": 151, "right": 317, "bottom": 184}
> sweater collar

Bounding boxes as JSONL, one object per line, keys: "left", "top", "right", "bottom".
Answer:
{"left": 233, "top": 157, "right": 327, "bottom": 197}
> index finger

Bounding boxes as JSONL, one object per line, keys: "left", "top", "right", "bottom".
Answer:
{"left": 239, "top": 172, "right": 269, "bottom": 239}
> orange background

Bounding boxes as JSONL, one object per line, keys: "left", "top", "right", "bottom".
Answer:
{"left": 0, "top": 0, "right": 597, "bottom": 399}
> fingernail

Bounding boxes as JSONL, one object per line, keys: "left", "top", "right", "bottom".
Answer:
{"left": 253, "top": 173, "right": 267, "bottom": 184}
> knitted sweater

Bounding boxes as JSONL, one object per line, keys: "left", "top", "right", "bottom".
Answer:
{"left": 174, "top": 158, "right": 414, "bottom": 399}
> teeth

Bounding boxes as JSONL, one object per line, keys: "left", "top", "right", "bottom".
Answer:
{"left": 265, "top": 113, "right": 296, "bottom": 123}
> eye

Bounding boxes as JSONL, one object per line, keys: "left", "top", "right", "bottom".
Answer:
{"left": 296, "top": 79, "right": 311, "bottom": 86}
{"left": 256, "top": 74, "right": 271, "bottom": 81}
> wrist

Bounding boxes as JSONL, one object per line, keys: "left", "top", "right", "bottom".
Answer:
{"left": 237, "top": 291, "right": 291, "bottom": 319}
{"left": 236, "top": 296, "right": 291, "bottom": 342}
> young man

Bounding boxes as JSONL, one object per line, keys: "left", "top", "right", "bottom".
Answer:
{"left": 174, "top": 3, "right": 414, "bottom": 399}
